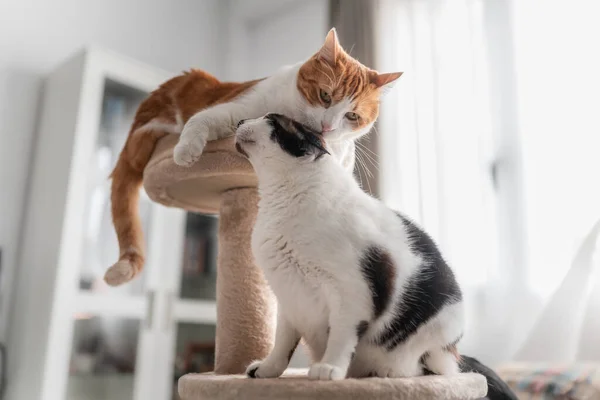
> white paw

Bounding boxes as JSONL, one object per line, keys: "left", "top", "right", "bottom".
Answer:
{"left": 173, "top": 135, "right": 206, "bottom": 167}
{"left": 246, "top": 359, "right": 285, "bottom": 379}
{"left": 308, "top": 362, "right": 345, "bottom": 381}
{"left": 104, "top": 260, "right": 135, "bottom": 286}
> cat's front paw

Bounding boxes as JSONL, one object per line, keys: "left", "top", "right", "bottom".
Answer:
{"left": 308, "top": 362, "right": 345, "bottom": 381}
{"left": 246, "top": 359, "right": 285, "bottom": 379}
{"left": 173, "top": 134, "right": 206, "bottom": 167}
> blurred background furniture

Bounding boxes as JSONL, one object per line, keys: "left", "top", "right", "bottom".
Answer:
{"left": 7, "top": 48, "right": 220, "bottom": 400}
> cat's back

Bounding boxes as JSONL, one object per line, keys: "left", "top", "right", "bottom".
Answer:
{"left": 133, "top": 69, "right": 264, "bottom": 128}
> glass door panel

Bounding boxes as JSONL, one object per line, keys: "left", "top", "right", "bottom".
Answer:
{"left": 67, "top": 316, "right": 140, "bottom": 400}
{"left": 172, "top": 323, "right": 217, "bottom": 400}
{"left": 179, "top": 213, "right": 218, "bottom": 301}
{"left": 80, "top": 78, "right": 149, "bottom": 296}
{"left": 69, "top": 76, "right": 157, "bottom": 400}
{"left": 160, "top": 213, "right": 219, "bottom": 400}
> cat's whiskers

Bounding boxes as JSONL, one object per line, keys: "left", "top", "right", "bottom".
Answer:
{"left": 356, "top": 141, "right": 379, "bottom": 172}
{"left": 354, "top": 150, "right": 373, "bottom": 194}
{"left": 354, "top": 152, "right": 366, "bottom": 189}
{"left": 356, "top": 143, "right": 378, "bottom": 172}
{"left": 356, "top": 139, "right": 378, "bottom": 158}
{"left": 356, "top": 148, "right": 374, "bottom": 179}
{"left": 347, "top": 43, "right": 356, "bottom": 57}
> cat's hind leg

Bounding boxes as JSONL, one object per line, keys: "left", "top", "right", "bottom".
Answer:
{"left": 422, "top": 347, "right": 460, "bottom": 375}
{"left": 374, "top": 342, "right": 425, "bottom": 378}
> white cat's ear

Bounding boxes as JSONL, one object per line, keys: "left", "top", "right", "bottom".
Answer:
{"left": 318, "top": 28, "right": 340, "bottom": 65}
{"left": 372, "top": 72, "right": 404, "bottom": 89}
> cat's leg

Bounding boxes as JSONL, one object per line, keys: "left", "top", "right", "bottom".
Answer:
{"left": 308, "top": 295, "right": 370, "bottom": 381}
{"left": 422, "top": 348, "right": 460, "bottom": 375}
{"left": 374, "top": 342, "right": 425, "bottom": 378}
{"left": 174, "top": 102, "right": 254, "bottom": 167}
{"left": 246, "top": 313, "right": 300, "bottom": 379}
{"left": 304, "top": 326, "right": 328, "bottom": 363}
{"left": 375, "top": 330, "right": 459, "bottom": 377}
{"left": 374, "top": 329, "right": 431, "bottom": 378}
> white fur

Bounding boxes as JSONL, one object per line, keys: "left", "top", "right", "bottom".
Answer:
{"left": 173, "top": 63, "right": 371, "bottom": 171}
{"left": 239, "top": 118, "right": 465, "bottom": 380}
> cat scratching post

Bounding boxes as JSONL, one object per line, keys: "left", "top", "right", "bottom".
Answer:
{"left": 144, "top": 134, "right": 275, "bottom": 374}
{"left": 143, "top": 135, "right": 488, "bottom": 399}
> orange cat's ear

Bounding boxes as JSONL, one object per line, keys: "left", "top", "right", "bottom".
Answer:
{"left": 318, "top": 28, "right": 340, "bottom": 65}
{"left": 372, "top": 72, "right": 404, "bottom": 89}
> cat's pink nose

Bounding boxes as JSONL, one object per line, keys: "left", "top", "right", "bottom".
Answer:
{"left": 321, "top": 122, "right": 333, "bottom": 132}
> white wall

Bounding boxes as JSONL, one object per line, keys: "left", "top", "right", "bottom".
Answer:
{"left": 0, "top": 0, "right": 225, "bottom": 339}
{"left": 223, "top": 0, "right": 329, "bottom": 81}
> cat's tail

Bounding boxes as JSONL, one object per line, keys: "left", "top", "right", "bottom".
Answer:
{"left": 458, "top": 355, "right": 517, "bottom": 400}
{"left": 104, "top": 123, "right": 169, "bottom": 286}
{"left": 104, "top": 149, "right": 147, "bottom": 286}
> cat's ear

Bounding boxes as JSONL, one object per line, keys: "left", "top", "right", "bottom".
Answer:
{"left": 371, "top": 72, "right": 404, "bottom": 90}
{"left": 318, "top": 28, "right": 340, "bottom": 65}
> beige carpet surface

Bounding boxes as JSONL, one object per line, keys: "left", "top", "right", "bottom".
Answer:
{"left": 143, "top": 134, "right": 256, "bottom": 214}
{"left": 179, "top": 369, "right": 488, "bottom": 400}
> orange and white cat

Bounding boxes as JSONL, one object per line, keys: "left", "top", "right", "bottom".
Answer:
{"left": 105, "top": 28, "right": 402, "bottom": 286}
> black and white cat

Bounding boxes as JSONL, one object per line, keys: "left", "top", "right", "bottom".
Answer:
{"left": 235, "top": 114, "right": 517, "bottom": 399}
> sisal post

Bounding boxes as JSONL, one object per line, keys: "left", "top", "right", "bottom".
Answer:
{"left": 214, "top": 188, "right": 275, "bottom": 374}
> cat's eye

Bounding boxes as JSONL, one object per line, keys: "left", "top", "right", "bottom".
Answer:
{"left": 345, "top": 112, "right": 360, "bottom": 121}
{"left": 319, "top": 89, "right": 332, "bottom": 105}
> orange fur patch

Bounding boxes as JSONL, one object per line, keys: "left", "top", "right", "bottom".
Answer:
{"left": 296, "top": 29, "right": 401, "bottom": 132}
{"left": 108, "top": 71, "right": 261, "bottom": 285}
{"left": 297, "top": 53, "right": 382, "bottom": 131}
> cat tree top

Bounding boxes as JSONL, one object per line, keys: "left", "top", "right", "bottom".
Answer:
{"left": 143, "top": 134, "right": 257, "bottom": 214}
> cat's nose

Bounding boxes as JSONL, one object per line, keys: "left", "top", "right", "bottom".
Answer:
{"left": 321, "top": 122, "right": 333, "bottom": 132}
{"left": 237, "top": 119, "right": 248, "bottom": 128}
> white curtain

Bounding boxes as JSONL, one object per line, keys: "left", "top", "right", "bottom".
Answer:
{"left": 377, "top": 0, "right": 600, "bottom": 366}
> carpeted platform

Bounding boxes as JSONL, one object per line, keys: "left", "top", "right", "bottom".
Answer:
{"left": 178, "top": 369, "right": 488, "bottom": 400}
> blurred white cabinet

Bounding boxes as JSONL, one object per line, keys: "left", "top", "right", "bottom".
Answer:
{"left": 8, "top": 49, "right": 218, "bottom": 400}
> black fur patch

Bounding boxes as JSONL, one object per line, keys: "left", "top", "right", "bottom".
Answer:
{"left": 460, "top": 355, "right": 518, "bottom": 400}
{"left": 420, "top": 351, "right": 430, "bottom": 365}
{"left": 356, "top": 320, "right": 369, "bottom": 340}
{"left": 376, "top": 214, "right": 462, "bottom": 350}
{"left": 266, "top": 113, "right": 329, "bottom": 159}
{"left": 247, "top": 366, "right": 258, "bottom": 378}
{"left": 360, "top": 246, "right": 395, "bottom": 318}
{"left": 235, "top": 141, "right": 249, "bottom": 158}
{"left": 288, "top": 338, "right": 300, "bottom": 362}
